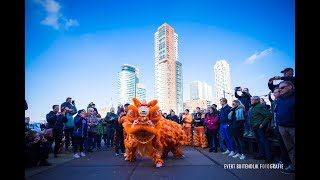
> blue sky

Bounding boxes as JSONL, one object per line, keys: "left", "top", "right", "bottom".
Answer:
{"left": 25, "top": 0, "right": 295, "bottom": 122}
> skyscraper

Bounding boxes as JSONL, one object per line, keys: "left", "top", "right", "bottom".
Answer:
{"left": 136, "top": 83, "right": 146, "bottom": 101}
{"left": 190, "top": 81, "right": 213, "bottom": 101}
{"left": 118, "top": 64, "right": 139, "bottom": 105}
{"left": 154, "top": 23, "right": 183, "bottom": 114}
{"left": 176, "top": 61, "right": 183, "bottom": 114}
{"left": 213, "top": 60, "right": 233, "bottom": 107}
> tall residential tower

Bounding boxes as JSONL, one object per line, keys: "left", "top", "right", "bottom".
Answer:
{"left": 213, "top": 60, "right": 233, "bottom": 107}
{"left": 118, "top": 64, "right": 139, "bottom": 105}
{"left": 154, "top": 23, "right": 183, "bottom": 114}
{"left": 190, "top": 81, "right": 213, "bottom": 101}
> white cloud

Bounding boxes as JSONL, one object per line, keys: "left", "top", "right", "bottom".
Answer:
{"left": 246, "top": 48, "right": 273, "bottom": 64}
{"left": 35, "top": 0, "right": 79, "bottom": 30}
{"left": 64, "top": 18, "right": 79, "bottom": 29}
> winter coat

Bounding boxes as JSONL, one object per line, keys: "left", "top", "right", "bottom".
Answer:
{"left": 73, "top": 115, "right": 88, "bottom": 138}
{"left": 229, "top": 106, "right": 245, "bottom": 137}
{"left": 87, "top": 114, "right": 98, "bottom": 133}
{"left": 46, "top": 111, "right": 68, "bottom": 130}
{"left": 275, "top": 90, "right": 295, "bottom": 127}
{"left": 105, "top": 112, "right": 118, "bottom": 129}
{"left": 205, "top": 112, "right": 219, "bottom": 130}
{"left": 61, "top": 102, "right": 77, "bottom": 128}
{"left": 218, "top": 104, "right": 232, "bottom": 125}
{"left": 235, "top": 91, "right": 252, "bottom": 110}
{"left": 249, "top": 103, "right": 272, "bottom": 130}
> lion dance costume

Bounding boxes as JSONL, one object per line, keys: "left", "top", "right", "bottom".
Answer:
{"left": 193, "top": 112, "right": 207, "bottom": 148}
{"left": 181, "top": 113, "right": 193, "bottom": 146}
{"left": 122, "top": 98, "right": 186, "bottom": 168}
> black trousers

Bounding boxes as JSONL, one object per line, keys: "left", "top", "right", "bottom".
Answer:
{"left": 64, "top": 127, "right": 74, "bottom": 148}
{"left": 106, "top": 127, "right": 115, "bottom": 147}
{"left": 207, "top": 128, "right": 219, "bottom": 149}
{"left": 73, "top": 136, "right": 84, "bottom": 153}
{"left": 53, "top": 129, "right": 63, "bottom": 154}
{"left": 115, "top": 130, "right": 125, "bottom": 154}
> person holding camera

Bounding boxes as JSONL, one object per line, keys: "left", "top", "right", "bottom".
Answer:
{"left": 25, "top": 130, "right": 51, "bottom": 167}
{"left": 61, "top": 97, "right": 77, "bottom": 153}
{"left": 87, "top": 102, "right": 99, "bottom": 114}
{"left": 268, "top": 68, "right": 295, "bottom": 92}
{"left": 46, "top": 105, "right": 68, "bottom": 158}
{"left": 234, "top": 87, "right": 252, "bottom": 137}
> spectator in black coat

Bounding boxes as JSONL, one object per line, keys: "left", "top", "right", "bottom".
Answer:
{"left": 46, "top": 105, "right": 68, "bottom": 158}
{"left": 268, "top": 68, "right": 295, "bottom": 92}
{"left": 167, "top": 111, "right": 179, "bottom": 124}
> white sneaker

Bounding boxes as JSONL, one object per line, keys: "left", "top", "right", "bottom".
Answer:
{"left": 228, "top": 151, "right": 235, "bottom": 156}
{"left": 80, "top": 152, "right": 86, "bottom": 157}
{"left": 222, "top": 150, "right": 230, "bottom": 154}
{"left": 232, "top": 153, "right": 241, "bottom": 158}
{"left": 239, "top": 154, "right": 246, "bottom": 160}
{"left": 73, "top": 153, "right": 80, "bottom": 158}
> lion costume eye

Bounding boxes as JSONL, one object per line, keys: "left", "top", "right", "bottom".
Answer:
{"left": 127, "top": 105, "right": 138, "bottom": 122}
{"left": 149, "top": 106, "right": 161, "bottom": 122}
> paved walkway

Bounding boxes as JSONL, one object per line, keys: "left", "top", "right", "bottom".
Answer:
{"left": 25, "top": 146, "right": 295, "bottom": 180}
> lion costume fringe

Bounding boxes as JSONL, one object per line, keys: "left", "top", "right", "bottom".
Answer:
{"left": 122, "top": 98, "right": 186, "bottom": 168}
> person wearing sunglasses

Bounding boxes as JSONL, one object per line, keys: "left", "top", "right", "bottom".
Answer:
{"left": 268, "top": 68, "right": 295, "bottom": 92}
{"left": 275, "top": 81, "right": 295, "bottom": 175}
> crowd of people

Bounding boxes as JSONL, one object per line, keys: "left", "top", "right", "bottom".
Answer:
{"left": 24, "top": 67, "right": 295, "bottom": 175}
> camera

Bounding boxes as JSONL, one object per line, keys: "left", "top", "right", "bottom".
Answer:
{"left": 235, "top": 87, "right": 241, "bottom": 91}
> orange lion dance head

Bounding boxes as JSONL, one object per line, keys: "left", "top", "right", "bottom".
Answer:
{"left": 125, "top": 98, "right": 162, "bottom": 144}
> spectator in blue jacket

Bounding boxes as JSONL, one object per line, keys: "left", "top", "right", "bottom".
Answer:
{"left": 275, "top": 81, "right": 295, "bottom": 174}
{"left": 73, "top": 109, "right": 88, "bottom": 158}
{"left": 269, "top": 87, "right": 291, "bottom": 167}
{"left": 219, "top": 98, "right": 235, "bottom": 156}
{"left": 235, "top": 87, "right": 252, "bottom": 137}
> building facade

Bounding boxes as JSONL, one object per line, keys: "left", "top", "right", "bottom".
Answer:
{"left": 118, "top": 64, "right": 139, "bottom": 105}
{"left": 190, "top": 81, "right": 213, "bottom": 101}
{"left": 213, "top": 60, "right": 233, "bottom": 108}
{"left": 176, "top": 61, "right": 183, "bottom": 114}
{"left": 154, "top": 23, "right": 183, "bottom": 114}
{"left": 183, "top": 100, "right": 212, "bottom": 112}
{"left": 136, "top": 83, "right": 146, "bottom": 101}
